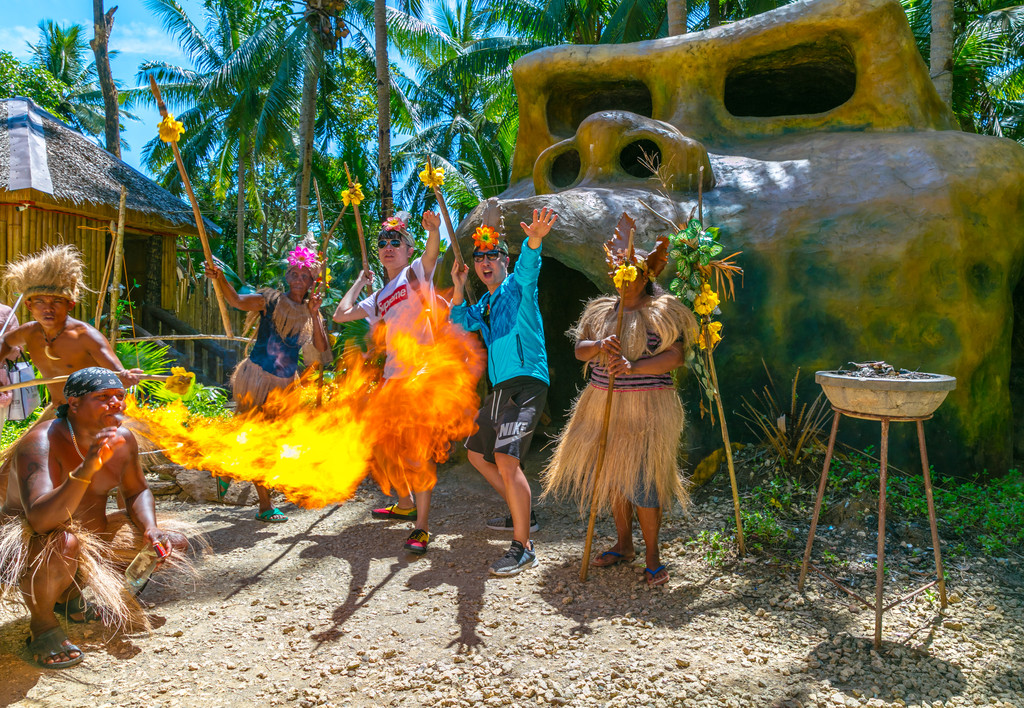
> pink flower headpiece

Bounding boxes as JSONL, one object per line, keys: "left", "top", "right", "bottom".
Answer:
{"left": 286, "top": 245, "right": 322, "bottom": 273}
{"left": 381, "top": 215, "right": 408, "bottom": 234}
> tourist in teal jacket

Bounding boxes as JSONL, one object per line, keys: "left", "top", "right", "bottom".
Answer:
{"left": 451, "top": 206, "right": 558, "bottom": 576}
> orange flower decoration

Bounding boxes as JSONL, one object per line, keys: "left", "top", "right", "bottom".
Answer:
{"left": 473, "top": 225, "right": 500, "bottom": 251}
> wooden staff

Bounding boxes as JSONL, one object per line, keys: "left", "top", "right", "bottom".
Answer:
{"left": 312, "top": 178, "right": 349, "bottom": 295}
{"left": 342, "top": 163, "right": 370, "bottom": 280}
{"left": 148, "top": 75, "right": 234, "bottom": 337}
{"left": 424, "top": 156, "right": 475, "bottom": 303}
{"left": 312, "top": 178, "right": 332, "bottom": 407}
{"left": 109, "top": 186, "right": 127, "bottom": 344}
{"left": 580, "top": 226, "right": 635, "bottom": 582}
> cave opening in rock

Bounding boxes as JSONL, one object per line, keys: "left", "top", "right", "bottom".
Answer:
{"left": 724, "top": 36, "right": 857, "bottom": 117}
{"left": 536, "top": 256, "right": 602, "bottom": 427}
{"left": 620, "top": 139, "right": 661, "bottom": 179}
{"left": 550, "top": 149, "right": 581, "bottom": 189}
{"left": 546, "top": 80, "right": 653, "bottom": 138}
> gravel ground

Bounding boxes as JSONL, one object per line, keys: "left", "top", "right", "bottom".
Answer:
{"left": 1, "top": 458, "right": 1021, "bottom": 708}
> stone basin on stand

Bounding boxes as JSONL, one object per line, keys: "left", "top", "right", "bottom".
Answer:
{"left": 815, "top": 371, "right": 957, "bottom": 419}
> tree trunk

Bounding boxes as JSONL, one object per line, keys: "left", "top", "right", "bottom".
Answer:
{"left": 667, "top": 0, "right": 687, "bottom": 36}
{"left": 930, "top": 0, "right": 953, "bottom": 107}
{"left": 709, "top": 0, "right": 720, "bottom": 28}
{"left": 90, "top": 0, "right": 120, "bottom": 158}
{"left": 296, "top": 33, "right": 323, "bottom": 235}
{"left": 236, "top": 138, "right": 247, "bottom": 282}
{"left": 375, "top": 0, "right": 393, "bottom": 217}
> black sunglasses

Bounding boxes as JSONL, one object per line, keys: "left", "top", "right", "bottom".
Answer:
{"left": 473, "top": 250, "right": 506, "bottom": 263}
{"left": 378, "top": 238, "right": 405, "bottom": 249}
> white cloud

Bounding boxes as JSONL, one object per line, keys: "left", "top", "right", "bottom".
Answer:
{"left": 109, "top": 21, "right": 185, "bottom": 63}
{"left": 0, "top": 26, "right": 38, "bottom": 60}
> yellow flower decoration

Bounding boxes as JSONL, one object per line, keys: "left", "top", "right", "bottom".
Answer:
{"left": 473, "top": 225, "right": 500, "bottom": 251}
{"left": 693, "top": 283, "right": 721, "bottom": 317}
{"left": 419, "top": 164, "right": 445, "bottom": 189}
{"left": 158, "top": 114, "right": 185, "bottom": 143}
{"left": 325, "top": 267, "right": 332, "bottom": 285}
{"left": 698, "top": 321, "right": 723, "bottom": 350}
{"left": 612, "top": 263, "right": 638, "bottom": 290}
{"left": 342, "top": 182, "right": 364, "bottom": 207}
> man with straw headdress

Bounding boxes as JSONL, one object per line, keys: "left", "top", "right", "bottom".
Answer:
{"left": 450, "top": 204, "right": 558, "bottom": 576}
{"left": 205, "top": 238, "right": 330, "bottom": 523}
{"left": 0, "top": 245, "right": 143, "bottom": 503}
{"left": 0, "top": 368, "right": 192, "bottom": 669}
{"left": 333, "top": 210, "right": 443, "bottom": 555}
{"left": 542, "top": 221, "right": 697, "bottom": 587}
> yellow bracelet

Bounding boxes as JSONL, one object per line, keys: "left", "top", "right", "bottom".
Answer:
{"left": 67, "top": 470, "right": 91, "bottom": 484}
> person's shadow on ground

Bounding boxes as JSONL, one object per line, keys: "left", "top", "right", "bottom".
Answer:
{"left": 298, "top": 518, "right": 421, "bottom": 647}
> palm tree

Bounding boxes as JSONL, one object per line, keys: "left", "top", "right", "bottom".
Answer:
{"left": 932, "top": 0, "right": 955, "bottom": 104}
{"left": 901, "top": 0, "right": 1024, "bottom": 143}
{"left": 135, "top": 0, "right": 299, "bottom": 280}
{"left": 28, "top": 21, "right": 111, "bottom": 139}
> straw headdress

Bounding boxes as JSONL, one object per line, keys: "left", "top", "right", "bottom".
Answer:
{"left": 3, "top": 244, "right": 88, "bottom": 302}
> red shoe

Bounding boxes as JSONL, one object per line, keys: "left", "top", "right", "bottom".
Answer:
{"left": 404, "top": 529, "right": 429, "bottom": 555}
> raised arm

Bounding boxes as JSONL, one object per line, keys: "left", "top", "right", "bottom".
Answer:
{"left": 205, "top": 264, "right": 266, "bottom": 311}
{"left": 420, "top": 211, "right": 442, "bottom": 274}
{"left": 520, "top": 207, "right": 558, "bottom": 251}
{"left": 17, "top": 426, "right": 124, "bottom": 534}
{"left": 307, "top": 291, "right": 330, "bottom": 352}
{"left": 333, "top": 270, "right": 374, "bottom": 323}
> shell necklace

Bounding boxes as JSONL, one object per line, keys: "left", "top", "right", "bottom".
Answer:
{"left": 42, "top": 325, "right": 65, "bottom": 361}
{"left": 66, "top": 418, "right": 86, "bottom": 461}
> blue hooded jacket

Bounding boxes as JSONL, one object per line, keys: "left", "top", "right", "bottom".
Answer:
{"left": 451, "top": 239, "right": 548, "bottom": 387}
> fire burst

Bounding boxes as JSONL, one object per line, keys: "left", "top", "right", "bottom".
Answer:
{"left": 129, "top": 309, "right": 485, "bottom": 508}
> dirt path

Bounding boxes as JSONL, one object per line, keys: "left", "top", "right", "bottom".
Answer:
{"left": 1, "top": 460, "right": 1021, "bottom": 708}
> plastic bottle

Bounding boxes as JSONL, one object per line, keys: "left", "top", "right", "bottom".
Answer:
{"left": 125, "top": 542, "right": 166, "bottom": 594}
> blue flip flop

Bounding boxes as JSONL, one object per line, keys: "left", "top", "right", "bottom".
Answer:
{"left": 645, "top": 565, "right": 669, "bottom": 586}
{"left": 592, "top": 550, "right": 635, "bottom": 568}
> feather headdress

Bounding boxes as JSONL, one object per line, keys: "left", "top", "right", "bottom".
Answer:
{"left": 473, "top": 198, "right": 506, "bottom": 252}
{"left": 3, "top": 244, "right": 88, "bottom": 302}
{"left": 603, "top": 212, "right": 670, "bottom": 281}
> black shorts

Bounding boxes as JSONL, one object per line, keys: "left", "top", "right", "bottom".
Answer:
{"left": 465, "top": 376, "right": 548, "bottom": 464}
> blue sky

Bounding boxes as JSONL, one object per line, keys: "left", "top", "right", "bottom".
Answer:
{"left": 2, "top": 0, "right": 204, "bottom": 175}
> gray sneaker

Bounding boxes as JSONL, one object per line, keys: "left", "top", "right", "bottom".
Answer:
{"left": 489, "top": 540, "right": 538, "bottom": 576}
{"left": 486, "top": 511, "right": 540, "bottom": 533}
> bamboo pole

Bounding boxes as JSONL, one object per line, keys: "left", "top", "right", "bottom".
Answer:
{"left": 109, "top": 186, "right": 127, "bottom": 345}
{"left": 93, "top": 226, "right": 116, "bottom": 328}
{"left": 118, "top": 335, "right": 252, "bottom": 343}
{"left": 312, "top": 178, "right": 331, "bottom": 407}
{"left": 580, "top": 226, "right": 635, "bottom": 582}
{"left": 148, "top": 75, "right": 234, "bottom": 337}
{"left": 424, "top": 156, "right": 475, "bottom": 304}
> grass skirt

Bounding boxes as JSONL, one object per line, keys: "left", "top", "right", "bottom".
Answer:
{"left": 230, "top": 358, "right": 297, "bottom": 413}
{"left": 543, "top": 384, "right": 688, "bottom": 515}
{"left": 0, "top": 513, "right": 205, "bottom": 633}
{"left": 543, "top": 292, "right": 696, "bottom": 516}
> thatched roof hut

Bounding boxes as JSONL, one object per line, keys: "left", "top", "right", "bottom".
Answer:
{"left": 0, "top": 96, "right": 218, "bottom": 321}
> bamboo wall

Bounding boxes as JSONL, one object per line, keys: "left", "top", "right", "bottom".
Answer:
{"left": 174, "top": 277, "right": 247, "bottom": 337}
{"left": 0, "top": 202, "right": 108, "bottom": 321}
{"left": 0, "top": 201, "right": 180, "bottom": 323}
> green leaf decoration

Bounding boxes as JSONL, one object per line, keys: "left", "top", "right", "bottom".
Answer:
{"left": 699, "top": 253, "right": 711, "bottom": 266}
{"left": 709, "top": 244, "right": 723, "bottom": 258}
{"left": 689, "top": 273, "right": 702, "bottom": 289}
{"left": 678, "top": 263, "right": 691, "bottom": 278}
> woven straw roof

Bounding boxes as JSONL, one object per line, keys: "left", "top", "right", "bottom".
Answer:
{"left": 0, "top": 98, "right": 218, "bottom": 236}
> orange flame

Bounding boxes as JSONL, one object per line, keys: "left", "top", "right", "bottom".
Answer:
{"left": 129, "top": 303, "right": 485, "bottom": 508}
